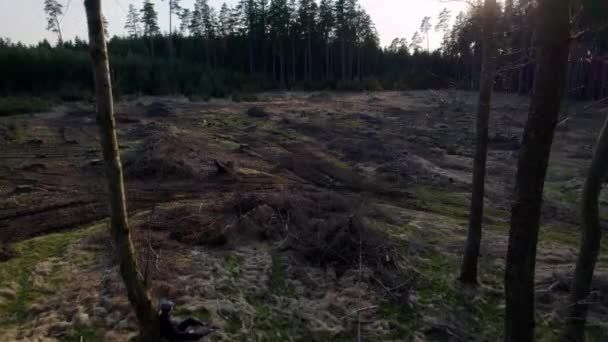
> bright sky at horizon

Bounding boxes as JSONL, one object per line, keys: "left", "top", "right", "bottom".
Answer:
{"left": 0, "top": 0, "right": 469, "bottom": 50}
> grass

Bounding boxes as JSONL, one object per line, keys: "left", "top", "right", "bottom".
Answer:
{"left": 367, "top": 200, "right": 506, "bottom": 339}
{"left": 412, "top": 185, "right": 508, "bottom": 223}
{"left": 243, "top": 295, "right": 311, "bottom": 342}
{"left": 377, "top": 302, "right": 416, "bottom": 339}
{"left": 268, "top": 252, "right": 295, "bottom": 297}
{"left": 61, "top": 326, "right": 104, "bottom": 341}
{"left": 0, "top": 223, "right": 102, "bottom": 325}
{"left": 173, "top": 305, "right": 212, "bottom": 321}
{"left": 223, "top": 254, "right": 244, "bottom": 277}
{"left": 0, "top": 96, "right": 54, "bottom": 116}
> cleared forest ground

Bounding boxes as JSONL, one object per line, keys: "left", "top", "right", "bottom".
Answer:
{"left": 0, "top": 91, "right": 606, "bottom": 341}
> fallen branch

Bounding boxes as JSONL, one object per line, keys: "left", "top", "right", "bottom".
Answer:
{"left": 340, "top": 305, "right": 379, "bottom": 320}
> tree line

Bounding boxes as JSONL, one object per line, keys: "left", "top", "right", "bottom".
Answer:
{"left": 3, "top": 0, "right": 607, "bottom": 100}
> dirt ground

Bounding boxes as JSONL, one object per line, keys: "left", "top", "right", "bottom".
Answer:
{"left": 0, "top": 90, "right": 607, "bottom": 341}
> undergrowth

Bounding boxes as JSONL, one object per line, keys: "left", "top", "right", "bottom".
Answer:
{"left": 0, "top": 223, "right": 102, "bottom": 325}
{"left": 0, "top": 97, "right": 54, "bottom": 116}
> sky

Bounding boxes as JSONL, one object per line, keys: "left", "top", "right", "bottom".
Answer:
{"left": 0, "top": 0, "right": 469, "bottom": 49}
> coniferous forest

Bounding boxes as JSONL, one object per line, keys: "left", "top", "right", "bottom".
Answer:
{"left": 1, "top": 0, "right": 606, "bottom": 99}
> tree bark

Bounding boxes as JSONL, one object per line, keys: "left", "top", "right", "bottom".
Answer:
{"left": 341, "top": 39, "right": 346, "bottom": 81}
{"left": 325, "top": 42, "right": 331, "bottom": 80}
{"left": 55, "top": 15, "right": 63, "bottom": 45}
{"left": 460, "top": 0, "right": 498, "bottom": 285}
{"left": 504, "top": 0, "right": 571, "bottom": 341}
{"left": 84, "top": 1, "right": 160, "bottom": 341}
{"left": 563, "top": 115, "right": 608, "bottom": 341}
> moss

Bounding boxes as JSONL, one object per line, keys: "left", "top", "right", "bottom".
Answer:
{"left": 268, "top": 252, "right": 295, "bottom": 297}
{"left": 0, "top": 223, "right": 102, "bottom": 325}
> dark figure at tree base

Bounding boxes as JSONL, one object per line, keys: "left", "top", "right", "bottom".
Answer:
{"left": 159, "top": 301, "right": 216, "bottom": 341}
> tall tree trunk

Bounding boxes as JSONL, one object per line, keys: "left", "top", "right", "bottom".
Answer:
{"left": 517, "top": 0, "right": 533, "bottom": 95}
{"left": 84, "top": 1, "right": 160, "bottom": 341}
{"left": 280, "top": 43, "right": 285, "bottom": 87}
{"left": 307, "top": 30, "right": 312, "bottom": 81}
{"left": 55, "top": 16, "right": 63, "bottom": 45}
{"left": 325, "top": 41, "right": 331, "bottom": 80}
{"left": 460, "top": 0, "right": 498, "bottom": 285}
{"left": 272, "top": 48, "right": 277, "bottom": 82}
{"left": 341, "top": 39, "right": 346, "bottom": 81}
{"left": 168, "top": 0, "right": 174, "bottom": 59}
{"left": 504, "top": 0, "right": 570, "bottom": 341}
{"left": 291, "top": 36, "right": 296, "bottom": 82}
{"left": 249, "top": 39, "right": 255, "bottom": 75}
{"left": 563, "top": 115, "right": 608, "bottom": 340}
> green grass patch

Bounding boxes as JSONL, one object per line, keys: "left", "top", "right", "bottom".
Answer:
{"left": 377, "top": 302, "right": 416, "bottom": 339}
{"left": 61, "top": 326, "right": 104, "bottom": 341}
{"left": 223, "top": 254, "right": 244, "bottom": 277}
{"left": 0, "top": 97, "right": 54, "bottom": 116}
{"left": 413, "top": 186, "right": 470, "bottom": 220}
{"left": 242, "top": 296, "right": 311, "bottom": 341}
{"left": 545, "top": 165, "right": 579, "bottom": 182}
{"left": 268, "top": 252, "right": 295, "bottom": 297}
{"left": 0, "top": 223, "right": 102, "bottom": 325}
{"left": 173, "top": 305, "right": 211, "bottom": 321}
{"left": 411, "top": 186, "right": 508, "bottom": 224}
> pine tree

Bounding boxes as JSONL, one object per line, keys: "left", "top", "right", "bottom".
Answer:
{"left": 420, "top": 16, "right": 432, "bottom": 52}
{"left": 318, "top": 0, "right": 334, "bottom": 79}
{"left": 84, "top": 0, "right": 161, "bottom": 340}
{"left": 435, "top": 8, "right": 451, "bottom": 32}
{"left": 409, "top": 31, "right": 423, "bottom": 52}
{"left": 218, "top": 3, "right": 232, "bottom": 37}
{"left": 298, "top": 0, "right": 318, "bottom": 81}
{"left": 459, "top": 0, "right": 498, "bottom": 285}
{"left": 504, "top": 0, "right": 572, "bottom": 340}
{"left": 269, "top": 0, "right": 290, "bottom": 84}
{"left": 141, "top": 0, "right": 160, "bottom": 37}
{"left": 44, "top": 0, "right": 64, "bottom": 44}
{"left": 179, "top": 8, "right": 192, "bottom": 35}
{"left": 125, "top": 4, "right": 142, "bottom": 38}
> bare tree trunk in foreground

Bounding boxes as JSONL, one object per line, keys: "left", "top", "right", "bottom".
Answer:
{"left": 504, "top": 1, "right": 571, "bottom": 341}
{"left": 460, "top": 0, "right": 498, "bottom": 285}
{"left": 564, "top": 115, "right": 608, "bottom": 340}
{"left": 84, "top": 1, "right": 160, "bottom": 340}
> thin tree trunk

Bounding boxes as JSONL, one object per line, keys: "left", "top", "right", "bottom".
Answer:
{"left": 518, "top": 0, "right": 533, "bottom": 95}
{"left": 460, "top": 0, "right": 498, "bottom": 285}
{"left": 272, "top": 48, "right": 277, "bottom": 82}
{"left": 504, "top": 0, "right": 571, "bottom": 341}
{"left": 168, "top": 0, "right": 174, "bottom": 59}
{"left": 341, "top": 39, "right": 346, "bottom": 81}
{"left": 280, "top": 43, "right": 285, "bottom": 86}
{"left": 307, "top": 30, "right": 312, "bottom": 81}
{"left": 291, "top": 37, "right": 296, "bottom": 82}
{"left": 55, "top": 16, "right": 63, "bottom": 45}
{"left": 563, "top": 115, "right": 608, "bottom": 341}
{"left": 84, "top": 1, "right": 160, "bottom": 341}
{"left": 325, "top": 41, "right": 330, "bottom": 80}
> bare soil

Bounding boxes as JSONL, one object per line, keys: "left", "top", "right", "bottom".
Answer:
{"left": 0, "top": 91, "right": 606, "bottom": 341}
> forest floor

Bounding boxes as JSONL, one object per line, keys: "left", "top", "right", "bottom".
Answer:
{"left": 0, "top": 90, "right": 607, "bottom": 341}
